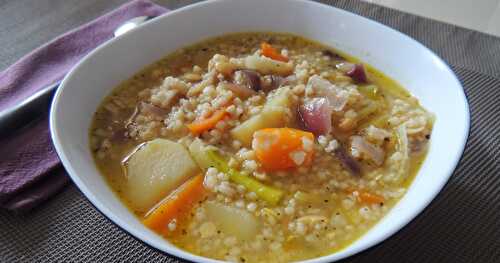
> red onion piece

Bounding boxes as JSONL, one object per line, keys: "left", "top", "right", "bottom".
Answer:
{"left": 261, "top": 75, "right": 283, "bottom": 92}
{"left": 234, "top": 69, "right": 261, "bottom": 91}
{"left": 346, "top": 64, "right": 368, "bottom": 83}
{"left": 336, "top": 62, "right": 368, "bottom": 83}
{"left": 298, "top": 98, "right": 332, "bottom": 136}
{"left": 351, "top": 136, "right": 385, "bottom": 166}
{"left": 334, "top": 146, "right": 361, "bottom": 176}
{"left": 261, "top": 74, "right": 297, "bottom": 92}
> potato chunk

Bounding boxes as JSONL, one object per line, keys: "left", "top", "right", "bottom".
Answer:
{"left": 231, "top": 87, "right": 293, "bottom": 146}
{"left": 204, "top": 201, "right": 260, "bottom": 241}
{"left": 123, "top": 139, "right": 200, "bottom": 212}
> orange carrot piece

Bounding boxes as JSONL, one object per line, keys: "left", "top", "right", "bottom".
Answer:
{"left": 143, "top": 175, "right": 206, "bottom": 235}
{"left": 261, "top": 42, "right": 289, "bottom": 62}
{"left": 345, "top": 187, "right": 385, "bottom": 204}
{"left": 187, "top": 109, "right": 228, "bottom": 135}
{"left": 252, "top": 128, "right": 314, "bottom": 171}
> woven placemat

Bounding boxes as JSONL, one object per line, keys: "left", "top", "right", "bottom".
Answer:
{"left": 1, "top": 1, "right": 499, "bottom": 262}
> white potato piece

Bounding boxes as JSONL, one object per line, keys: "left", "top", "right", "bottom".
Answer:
{"left": 231, "top": 87, "right": 293, "bottom": 146}
{"left": 204, "top": 201, "right": 261, "bottom": 241}
{"left": 123, "top": 139, "right": 200, "bottom": 212}
{"left": 188, "top": 138, "right": 217, "bottom": 169}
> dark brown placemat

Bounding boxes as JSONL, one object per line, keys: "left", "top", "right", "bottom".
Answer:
{"left": 1, "top": 0, "right": 499, "bottom": 262}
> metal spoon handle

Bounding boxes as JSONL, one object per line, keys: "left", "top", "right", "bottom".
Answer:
{"left": 0, "top": 82, "right": 58, "bottom": 136}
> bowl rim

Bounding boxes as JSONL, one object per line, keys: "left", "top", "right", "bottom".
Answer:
{"left": 50, "top": 0, "right": 470, "bottom": 262}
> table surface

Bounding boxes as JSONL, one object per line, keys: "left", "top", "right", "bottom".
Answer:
{"left": 363, "top": 0, "right": 500, "bottom": 37}
{"left": 1, "top": 0, "right": 500, "bottom": 262}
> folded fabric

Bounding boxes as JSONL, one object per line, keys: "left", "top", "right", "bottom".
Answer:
{"left": 0, "top": 0, "right": 168, "bottom": 212}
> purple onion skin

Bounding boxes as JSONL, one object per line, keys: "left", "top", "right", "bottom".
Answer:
{"left": 298, "top": 98, "right": 332, "bottom": 136}
{"left": 334, "top": 147, "right": 362, "bottom": 176}
{"left": 236, "top": 70, "right": 261, "bottom": 91}
{"left": 346, "top": 64, "right": 368, "bottom": 83}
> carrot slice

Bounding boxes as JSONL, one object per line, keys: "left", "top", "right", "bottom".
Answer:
{"left": 143, "top": 174, "right": 206, "bottom": 235}
{"left": 252, "top": 128, "right": 314, "bottom": 171}
{"left": 345, "top": 187, "right": 385, "bottom": 204}
{"left": 261, "top": 42, "right": 289, "bottom": 62}
{"left": 187, "top": 109, "right": 228, "bottom": 135}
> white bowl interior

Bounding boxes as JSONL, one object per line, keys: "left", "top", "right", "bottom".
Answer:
{"left": 50, "top": 0, "right": 469, "bottom": 262}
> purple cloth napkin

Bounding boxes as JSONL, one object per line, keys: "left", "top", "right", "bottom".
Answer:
{"left": 0, "top": 0, "right": 168, "bottom": 212}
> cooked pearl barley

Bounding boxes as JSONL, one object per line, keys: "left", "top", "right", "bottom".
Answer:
{"left": 242, "top": 160, "right": 258, "bottom": 171}
{"left": 217, "top": 182, "right": 236, "bottom": 196}
{"left": 284, "top": 206, "right": 295, "bottom": 215}
{"left": 92, "top": 33, "right": 432, "bottom": 262}
{"left": 247, "top": 202, "right": 257, "bottom": 212}
{"left": 167, "top": 219, "right": 177, "bottom": 231}
{"left": 318, "top": 135, "right": 328, "bottom": 147}
{"left": 324, "top": 139, "right": 339, "bottom": 153}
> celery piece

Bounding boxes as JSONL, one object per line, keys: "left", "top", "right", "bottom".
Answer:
{"left": 206, "top": 150, "right": 284, "bottom": 205}
{"left": 358, "top": 84, "right": 380, "bottom": 100}
{"left": 229, "top": 170, "right": 283, "bottom": 205}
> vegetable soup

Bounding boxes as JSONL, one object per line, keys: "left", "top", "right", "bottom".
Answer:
{"left": 90, "top": 32, "right": 433, "bottom": 262}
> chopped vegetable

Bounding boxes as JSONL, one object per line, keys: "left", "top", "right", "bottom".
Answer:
{"left": 351, "top": 136, "right": 385, "bottom": 166}
{"left": 143, "top": 174, "right": 206, "bottom": 234}
{"left": 222, "top": 82, "right": 256, "bottom": 99}
{"left": 187, "top": 109, "right": 228, "bottom": 135}
{"left": 261, "top": 75, "right": 284, "bottom": 92}
{"left": 346, "top": 64, "right": 368, "bottom": 83}
{"left": 336, "top": 62, "right": 355, "bottom": 73}
{"left": 395, "top": 125, "right": 410, "bottom": 179}
{"left": 294, "top": 191, "right": 323, "bottom": 204}
{"left": 252, "top": 128, "right": 314, "bottom": 171}
{"left": 244, "top": 55, "right": 293, "bottom": 76}
{"left": 126, "top": 102, "right": 168, "bottom": 127}
{"left": 122, "top": 139, "right": 200, "bottom": 212}
{"left": 356, "top": 101, "right": 380, "bottom": 121}
{"left": 204, "top": 201, "right": 260, "bottom": 240}
{"left": 231, "top": 87, "right": 293, "bottom": 146}
{"left": 368, "top": 114, "right": 390, "bottom": 128}
{"left": 298, "top": 98, "right": 332, "bottom": 136}
{"left": 334, "top": 146, "right": 362, "bottom": 176}
{"left": 206, "top": 150, "right": 284, "bottom": 205}
{"left": 358, "top": 84, "right": 380, "bottom": 100}
{"left": 336, "top": 63, "right": 368, "bottom": 83}
{"left": 307, "top": 75, "right": 348, "bottom": 111}
{"left": 345, "top": 187, "right": 385, "bottom": 204}
{"left": 140, "top": 102, "right": 169, "bottom": 117}
{"left": 188, "top": 138, "right": 217, "bottom": 169}
{"left": 234, "top": 69, "right": 261, "bottom": 91}
{"left": 260, "top": 42, "right": 289, "bottom": 62}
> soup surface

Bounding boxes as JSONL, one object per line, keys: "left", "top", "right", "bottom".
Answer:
{"left": 90, "top": 33, "right": 433, "bottom": 262}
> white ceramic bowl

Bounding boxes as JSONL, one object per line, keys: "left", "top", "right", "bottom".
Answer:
{"left": 50, "top": 0, "right": 469, "bottom": 262}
